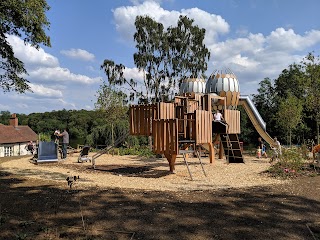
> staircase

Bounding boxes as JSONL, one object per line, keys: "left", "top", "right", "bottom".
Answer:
{"left": 220, "top": 134, "right": 244, "bottom": 163}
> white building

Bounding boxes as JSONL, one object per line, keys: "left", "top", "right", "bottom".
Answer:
{"left": 0, "top": 114, "right": 38, "bottom": 157}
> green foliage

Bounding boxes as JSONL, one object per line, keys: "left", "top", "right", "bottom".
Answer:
{"left": 39, "top": 132, "right": 51, "bottom": 142}
{"left": 101, "top": 15, "right": 210, "bottom": 104}
{"left": 119, "top": 146, "right": 155, "bottom": 157}
{"left": 276, "top": 93, "right": 303, "bottom": 145}
{"left": 167, "top": 15, "right": 210, "bottom": 79}
{"left": 252, "top": 52, "right": 320, "bottom": 145}
{"left": 0, "top": 0, "right": 51, "bottom": 93}
{"left": 267, "top": 147, "right": 310, "bottom": 178}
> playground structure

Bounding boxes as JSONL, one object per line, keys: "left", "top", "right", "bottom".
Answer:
{"left": 89, "top": 69, "right": 274, "bottom": 174}
{"left": 129, "top": 70, "right": 244, "bottom": 172}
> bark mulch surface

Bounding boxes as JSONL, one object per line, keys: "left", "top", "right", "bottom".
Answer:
{"left": 0, "top": 155, "right": 320, "bottom": 240}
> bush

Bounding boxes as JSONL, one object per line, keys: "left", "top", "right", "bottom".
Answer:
{"left": 267, "top": 147, "right": 310, "bottom": 178}
{"left": 119, "top": 146, "right": 155, "bottom": 157}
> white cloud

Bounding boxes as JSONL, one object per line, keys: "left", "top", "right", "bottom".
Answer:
{"left": 60, "top": 48, "right": 95, "bottom": 61}
{"left": 28, "top": 67, "right": 101, "bottom": 84}
{"left": 113, "top": 1, "right": 229, "bottom": 44}
{"left": 6, "top": 35, "right": 59, "bottom": 68}
{"left": 123, "top": 67, "right": 145, "bottom": 81}
{"left": 266, "top": 28, "right": 320, "bottom": 52}
{"left": 29, "top": 83, "right": 63, "bottom": 98}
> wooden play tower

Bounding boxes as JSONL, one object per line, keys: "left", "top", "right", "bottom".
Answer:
{"left": 129, "top": 71, "right": 244, "bottom": 172}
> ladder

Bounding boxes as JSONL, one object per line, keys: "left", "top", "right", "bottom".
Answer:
{"left": 179, "top": 140, "right": 207, "bottom": 180}
{"left": 220, "top": 134, "right": 244, "bottom": 163}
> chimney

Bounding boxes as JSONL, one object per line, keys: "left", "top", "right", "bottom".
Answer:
{"left": 9, "top": 113, "right": 18, "bottom": 127}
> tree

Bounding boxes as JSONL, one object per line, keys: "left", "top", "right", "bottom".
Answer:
{"left": 167, "top": 15, "right": 210, "bottom": 81}
{"left": 276, "top": 93, "right": 303, "bottom": 146}
{"left": 133, "top": 15, "right": 168, "bottom": 103}
{"left": 0, "top": 0, "right": 51, "bottom": 93}
{"left": 252, "top": 78, "right": 279, "bottom": 137}
{"left": 274, "top": 64, "right": 306, "bottom": 99}
{"left": 94, "top": 81, "right": 129, "bottom": 146}
{"left": 301, "top": 52, "right": 320, "bottom": 144}
{"left": 101, "top": 15, "right": 210, "bottom": 104}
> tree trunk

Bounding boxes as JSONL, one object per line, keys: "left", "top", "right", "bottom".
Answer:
{"left": 317, "top": 120, "right": 320, "bottom": 145}
{"left": 289, "top": 129, "right": 292, "bottom": 147}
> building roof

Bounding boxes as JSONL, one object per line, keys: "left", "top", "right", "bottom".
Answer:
{"left": 0, "top": 125, "right": 38, "bottom": 144}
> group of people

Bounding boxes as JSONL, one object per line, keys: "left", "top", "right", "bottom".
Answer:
{"left": 257, "top": 136, "right": 282, "bottom": 162}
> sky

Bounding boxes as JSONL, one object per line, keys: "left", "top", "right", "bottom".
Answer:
{"left": 1, "top": 0, "right": 320, "bottom": 114}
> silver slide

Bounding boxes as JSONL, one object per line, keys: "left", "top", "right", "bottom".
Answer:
{"left": 238, "top": 95, "right": 274, "bottom": 146}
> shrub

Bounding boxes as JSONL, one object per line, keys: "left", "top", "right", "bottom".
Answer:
{"left": 119, "top": 146, "right": 155, "bottom": 157}
{"left": 267, "top": 147, "right": 308, "bottom": 178}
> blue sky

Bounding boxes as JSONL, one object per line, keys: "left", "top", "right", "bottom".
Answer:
{"left": 1, "top": 0, "right": 320, "bottom": 114}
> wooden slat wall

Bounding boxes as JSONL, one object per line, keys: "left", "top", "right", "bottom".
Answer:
{"left": 188, "top": 100, "right": 199, "bottom": 113}
{"left": 130, "top": 102, "right": 175, "bottom": 136}
{"left": 129, "top": 104, "right": 157, "bottom": 136}
{"left": 175, "top": 106, "right": 185, "bottom": 135}
{"left": 195, "top": 110, "right": 213, "bottom": 144}
{"left": 157, "top": 102, "right": 175, "bottom": 119}
{"left": 152, "top": 119, "right": 178, "bottom": 155}
{"left": 186, "top": 113, "right": 196, "bottom": 140}
{"left": 224, "top": 109, "right": 240, "bottom": 134}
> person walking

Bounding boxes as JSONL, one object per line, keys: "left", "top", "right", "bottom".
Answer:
{"left": 59, "top": 128, "right": 69, "bottom": 159}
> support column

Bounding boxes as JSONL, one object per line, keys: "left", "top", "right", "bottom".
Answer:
{"left": 207, "top": 142, "right": 214, "bottom": 164}
{"left": 164, "top": 153, "right": 177, "bottom": 172}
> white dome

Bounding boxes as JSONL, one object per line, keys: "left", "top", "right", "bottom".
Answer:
{"left": 180, "top": 78, "right": 206, "bottom": 94}
{"left": 205, "top": 69, "right": 240, "bottom": 109}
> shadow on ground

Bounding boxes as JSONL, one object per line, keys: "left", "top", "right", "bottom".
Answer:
{"left": 0, "top": 169, "right": 320, "bottom": 239}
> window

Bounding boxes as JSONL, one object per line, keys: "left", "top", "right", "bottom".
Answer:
{"left": 4, "top": 146, "right": 13, "bottom": 157}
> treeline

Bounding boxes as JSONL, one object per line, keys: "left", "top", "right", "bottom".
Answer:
{"left": 0, "top": 108, "right": 142, "bottom": 149}
{"left": 243, "top": 52, "right": 320, "bottom": 146}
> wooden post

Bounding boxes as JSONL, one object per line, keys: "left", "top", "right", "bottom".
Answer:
{"left": 207, "top": 142, "right": 214, "bottom": 163}
{"left": 164, "top": 153, "right": 177, "bottom": 172}
{"left": 219, "top": 141, "right": 223, "bottom": 159}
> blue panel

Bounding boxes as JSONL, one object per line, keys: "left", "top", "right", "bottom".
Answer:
{"left": 38, "top": 141, "right": 58, "bottom": 161}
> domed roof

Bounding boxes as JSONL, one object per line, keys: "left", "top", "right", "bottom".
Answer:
{"left": 205, "top": 69, "right": 240, "bottom": 109}
{"left": 180, "top": 78, "right": 206, "bottom": 94}
{"left": 205, "top": 69, "right": 240, "bottom": 94}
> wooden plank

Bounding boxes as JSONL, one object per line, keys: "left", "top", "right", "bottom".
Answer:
{"left": 156, "top": 120, "right": 161, "bottom": 154}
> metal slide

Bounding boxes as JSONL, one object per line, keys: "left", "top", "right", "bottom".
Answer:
{"left": 238, "top": 95, "right": 274, "bottom": 146}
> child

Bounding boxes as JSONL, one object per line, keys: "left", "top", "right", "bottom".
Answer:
{"left": 54, "top": 130, "right": 60, "bottom": 144}
{"left": 257, "top": 146, "right": 262, "bottom": 159}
